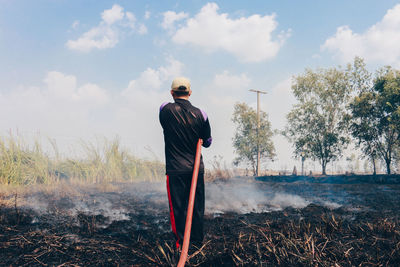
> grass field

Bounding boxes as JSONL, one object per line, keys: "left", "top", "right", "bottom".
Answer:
{"left": 0, "top": 135, "right": 165, "bottom": 185}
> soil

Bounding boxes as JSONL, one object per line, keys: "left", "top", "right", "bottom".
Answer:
{"left": 1, "top": 175, "right": 400, "bottom": 266}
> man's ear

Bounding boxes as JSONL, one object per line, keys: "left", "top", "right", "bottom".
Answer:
{"left": 188, "top": 89, "right": 192, "bottom": 96}
{"left": 170, "top": 90, "right": 175, "bottom": 97}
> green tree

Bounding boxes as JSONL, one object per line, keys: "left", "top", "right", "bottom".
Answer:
{"left": 349, "top": 92, "right": 380, "bottom": 174}
{"left": 284, "top": 66, "right": 353, "bottom": 175}
{"left": 375, "top": 67, "right": 400, "bottom": 174}
{"left": 351, "top": 66, "right": 400, "bottom": 174}
{"left": 347, "top": 57, "right": 380, "bottom": 174}
{"left": 232, "top": 102, "right": 275, "bottom": 175}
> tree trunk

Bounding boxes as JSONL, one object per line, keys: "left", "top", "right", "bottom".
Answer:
{"left": 386, "top": 159, "right": 391, "bottom": 175}
{"left": 322, "top": 161, "right": 327, "bottom": 175}
{"left": 372, "top": 157, "right": 376, "bottom": 175}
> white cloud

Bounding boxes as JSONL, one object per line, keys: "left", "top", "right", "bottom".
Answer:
{"left": 145, "top": 11, "right": 151, "bottom": 20}
{"left": 66, "top": 26, "right": 119, "bottom": 52}
{"left": 43, "top": 71, "right": 108, "bottom": 105}
{"left": 71, "top": 20, "right": 80, "bottom": 30}
{"left": 167, "top": 3, "right": 290, "bottom": 62}
{"left": 322, "top": 4, "right": 400, "bottom": 67}
{"left": 125, "top": 11, "right": 136, "bottom": 29}
{"left": 312, "top": 53, "right": 321, "bottom": 59}
{"left": 124, "top": 56, "right": 184, "bottom": 93}
{"left": 44, "top": 71, "right": 77, "bottom": 98}
{"left": 66, "top": 4, "right": 146, "bottom": 52}
{"left": 75, "top": 83, "right": 109, "bottom": 104}
{"left": 138, "top": 24, "right": 148, "bottom": 35}
{"left": 101, "top": 4, "right": 124, "bottom": 25}
{"left": 213, "top": 71, "right": 251, "bottom": 90}
{"left": 0, "top": 71, "right": 109, "bottom": 144}
{"left": 162, "top": 11, "right": 189, "bottom": 30}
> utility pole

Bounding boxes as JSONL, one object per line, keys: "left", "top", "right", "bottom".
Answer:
{"left": 249, "top": 89, "right": 267, "bottom": 177}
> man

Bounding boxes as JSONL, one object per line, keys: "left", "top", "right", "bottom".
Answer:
{"left": 159, "top": 77, "right": 212, "bottom": 249}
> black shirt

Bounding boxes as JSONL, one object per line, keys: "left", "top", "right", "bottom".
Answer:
{"left": 159, "top": 99, "right": 212, "bottom": 175}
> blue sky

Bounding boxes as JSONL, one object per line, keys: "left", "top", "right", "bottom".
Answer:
{"left": 1, "top": 1, "right": 400, "bottom": 171}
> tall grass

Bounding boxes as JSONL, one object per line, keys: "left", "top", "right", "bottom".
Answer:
{"left": 0, "top": 135, "right": 165, "bottom": 185}
{"left": 205, "top": 155, "right": 233, "bottom": 181}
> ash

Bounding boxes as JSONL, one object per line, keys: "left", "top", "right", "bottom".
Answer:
{"left": 1, "top": 175, "right": 400, "bottom": 266}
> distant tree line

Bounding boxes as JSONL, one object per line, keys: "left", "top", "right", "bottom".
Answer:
{"left": 284, "top": 57, "right": 400, "bottom": 175}
{"left": 232, "top": 57, "right": 400, "bottom": 175}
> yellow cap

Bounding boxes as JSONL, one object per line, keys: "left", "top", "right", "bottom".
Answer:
{"left": 171, "top": 77, "right": 191, "bottom": 92}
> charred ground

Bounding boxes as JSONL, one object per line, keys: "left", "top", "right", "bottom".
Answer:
{"left": 1, "top": 175, "right": 400, "bottom": 266}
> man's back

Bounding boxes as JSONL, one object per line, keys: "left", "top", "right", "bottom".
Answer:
{"left": 159, "top": 98, "right": 211, "bottom": 175}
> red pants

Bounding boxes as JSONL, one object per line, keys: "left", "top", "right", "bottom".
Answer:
{"left": 166, "top": 173, "right": 205, "bottom": 248}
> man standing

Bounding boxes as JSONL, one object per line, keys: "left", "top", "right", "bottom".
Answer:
{"left": 159, "top": 77, "right": 212, "bottom": 249}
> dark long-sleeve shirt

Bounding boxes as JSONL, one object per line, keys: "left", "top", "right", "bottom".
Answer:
{"left": 159, "top": 99, "right": 212, "bottom": 175}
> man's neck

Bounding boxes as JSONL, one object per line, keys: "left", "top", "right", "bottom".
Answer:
{"left": 174, "top": 96, "right": 190, "bottom": 101}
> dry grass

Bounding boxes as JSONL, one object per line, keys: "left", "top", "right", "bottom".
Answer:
{"left": 0, "top": 134, "right": 165, "bottom": 185}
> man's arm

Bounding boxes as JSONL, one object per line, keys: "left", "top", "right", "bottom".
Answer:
{"left": 200, "top": 110, "right": 212, "bottom": 148}
{"left": 159, "top": 102, "right": 169, "bottom": 128}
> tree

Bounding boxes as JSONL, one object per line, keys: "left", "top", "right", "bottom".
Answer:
{"left": 375, "top": 67, "right": 400, "bottom": 174}
{"left": 284, "top": 66, "right": 353, "bottom": 175}
{"left": 232, "top": 102, "right": 275, "bottom": 175}
{"left": 351, "top": 66, "right": 400, "bottom": 174}
{"left": 347, "top": 57, "right": 379, "bottom": 174}
{"left": 349, "top": 57, "right": 400, "bottom": 175}
{"left": 349, "top": 91, "right": 380, "bottom": 174}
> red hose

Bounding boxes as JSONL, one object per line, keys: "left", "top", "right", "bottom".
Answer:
{"left": 177, "top": 139, "right": 203, "bottom": 267}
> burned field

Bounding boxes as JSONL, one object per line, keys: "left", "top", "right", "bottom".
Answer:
{"left": 1, "top": 176, "right": 400, "bottom": 266}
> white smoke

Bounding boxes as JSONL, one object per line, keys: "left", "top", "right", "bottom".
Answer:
{"left": 8, "top": 178, "right": 341, "bottom": 227}
{"left": 205, "top": 178, "right": 312, "bottom": 214}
